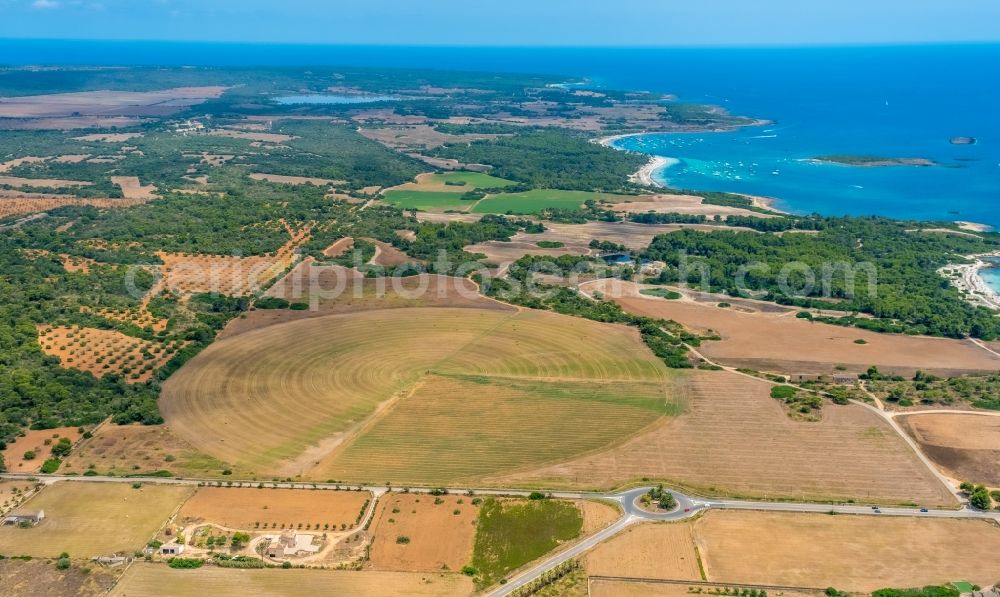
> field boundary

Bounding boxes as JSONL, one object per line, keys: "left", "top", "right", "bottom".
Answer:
{"left": 588, "top": 575, "right": 828, "bottom": 592}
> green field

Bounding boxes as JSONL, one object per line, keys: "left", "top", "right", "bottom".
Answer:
{"left": 470, "top": 497, "right": 583, "bottom": 588}
{"left": 421, "top": 171, "right": 517, "bottom": 189}
{"left": 471, "top": 189, "right": 629, "bottom": 214}
{"left": 380, "top": 190, "right": 475, "bottom": 211}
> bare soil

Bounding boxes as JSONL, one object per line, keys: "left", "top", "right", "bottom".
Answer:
{"left": 367, "top": 493, "right": 478, "bottom": 572}
{"left": 593, "top": 279, "right": 1000, "bottom": 377}
{"left": 585, "top": 521, "right": 701, "bottom": 580}
{"left": 499, "top": 369, "right": 956, "bottom": 505}
{"left": 695, "top": 510, "right": 1000, "bottom": 591}
{"left": 176, "top": 487, "right": 371, "bottom": 531}
{"left": 900, "top": 413, "right": 1000, "bottom": 486}
{"left": 3, "top": 427, "right": 82, "bottom": 473}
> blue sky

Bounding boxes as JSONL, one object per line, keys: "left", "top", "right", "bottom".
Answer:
{"left": 4, "top": 0, "right": 1000, "bottom": 46}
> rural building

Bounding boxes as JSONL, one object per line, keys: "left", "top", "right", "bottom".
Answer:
{"left": 263, "top": 530, "right": 322, "bottom": 558}
{"left": 160, "top": 543, "right": 185, "bottom": 556}
{"left": 2, "top": 510, "right": 44, "bottom": 526}
{"left": 833, "top": 373, "right": 859, "bottom": 385}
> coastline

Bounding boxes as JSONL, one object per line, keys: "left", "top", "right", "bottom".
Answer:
{"left": 957, "top": 221, "right": 993, "bottom": 233}
{"left": 629, "top": 156, "right": 673, "bottom": 188}
{"left": 939, "top": 253, "right": 1000, "bottom": 311}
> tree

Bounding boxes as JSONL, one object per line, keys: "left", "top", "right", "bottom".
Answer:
{"left": 51, "top": 437, "right": 72, "bottom": 458}
{"left": 231, "top": 532, "right": 250, "bottom": 549}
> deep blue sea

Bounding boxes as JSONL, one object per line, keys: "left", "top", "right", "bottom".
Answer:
{"left": 2, "top": 40, "right": 998, "bottom": 225}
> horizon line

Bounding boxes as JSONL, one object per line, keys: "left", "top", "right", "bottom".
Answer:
{"left": 2, "top": 37, "right": 999, "bottom": 50}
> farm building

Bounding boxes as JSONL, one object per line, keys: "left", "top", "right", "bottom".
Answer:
{"left": 2, "top": 510, "right": 44, "bottom": 526}
{"left": 159, "top": 543, "right": 185, "bottom": 556}
{"left": 264, "top": 530, "right": 321, "bottom": 558}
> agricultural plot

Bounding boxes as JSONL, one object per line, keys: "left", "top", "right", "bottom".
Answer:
{"left": 0, "top": 480, "right": 38, "bottom": 513}
{"left": 471, "top": 189, "right": 633, "bottom": 214}
{"left": 500, "top": 369, "right": 956, "bottom": 505}
{"left": 60, "top": 424, "right": 246, "bottom": 478}
{"left": 381, "top": 190, "right": 477, "bottom": 211}
{"left": 585, "top": 522, "right": 701, "bottom": 581}
{"left": 2, "top": 427, "right": 81, "bottom": 474}
{"left": 110, "top": 565, "right": 473, "bottom": 597}
{"left": 325, "top": 374, "right": 674, "bottom": 484}
{"left": 0, "top": 482, "right": 193, "bottom": 558}
{"left": 591, "top": 279, "right": 1000, "bottom": 376}
{"left": 381, "top": 171, "right": 517, "bottom": 211}
{"left": 0, "top": 558, "right": 121, "bottom": 597}
{"left": 222, "top": 264, "right": 511, "bottom": 338}
{"left": 176, "top": 487, "right": 371, "bottom": 531}
{"left": 900, "top": 413, "right": 1000, "bottom": 486}
{"left": 0, "top": 194, "right": 151, "bottom": 220}
{"left": 367, "top": 493, "right": 478, "bottom": 572}
{"left": 389, "top": 171, "right": 516, "bottom": 193}
{"left": 694, "top": 510, "right": 1000, "bottom": 591}
{"left": 162, "top": 307, "right": 677, "bottom": 481}
{"left": 156, "top": 223, "right": 310, "bottom": 297}
{"left": 612, "top": 192, "right": 771, "bottom": 218}
{"left": 36, "top": 325, "right": 181, "bottom": 383}
{"left": 470, "top": 497, "right": 582, "bottom": 589}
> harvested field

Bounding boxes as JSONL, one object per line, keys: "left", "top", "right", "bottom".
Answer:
{"left": 612, "top": 193, "right": 770, "bottom": 218}
{"left": 579, "top": 500, "right": 622, "bottom": 535}
{"left": 368, "top": 239, "right": 415, "bottom": 266}
{"left": 590, "top": 581, "right": 816, "bottom": 597}
{"left": 589, "top": 279, "right": 1000, "bottom": 377}
{"left": 249, "top": 172, "right": 345, "bottom": 186}
{"left": 694, "top": 510, "right": 1000, "bottom": 591}
{"left": 2, "top": 427, "right": 82, "bottom": 473}
{"left": 585, "top": 522, "right": 701, "bottom": 580}
{"left": 110, "top": 565, "right": 473, "bottom": 597}
{"left": 0, "top": 87, "right": 227, "bottom": 118}
{"left": 323, "top": 237, "right": 354, "bottom": 257}
{"left": 36, "top": 325, "right": 181, "bottom": 383}
{"left": 73, "top": 132, "right": 143, "bottom": 142}
{"left": 500, "top": 369, "right": 956, "bottom": 505}
{"left": 324, "top": 373, "right": 676, "bottom": 484}
{"left": 60, "top": 424, "right": 244, "bottom": 478}
{"left": 223, "top": 265, "right": 509, "bottom": 338}
{"left": 177, "top": 487, "right": 370, "bottom": 531}
{"left": 900, "top": 413, "right": 1000, "bottom": 486}
{"left": 368, "top": 493, "right": 478, "bottom": 572}
{"left": 0, "top": 558, "right": 121, "bottom": 597}
{"left": 110, "top": 176, "right": 157, "bottom": 200}
{"left": 0, "top": 480, "right": 39, "bottom": 513}
{"left": 163, "top": 307, "right": 676, "bottom": 480}
{"left": 0, "top": 481, "right": 193, "bottom": 558}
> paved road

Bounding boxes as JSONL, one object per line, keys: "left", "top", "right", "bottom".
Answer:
{"left": 4, "top": 474, "right": 998, "bottom": 595}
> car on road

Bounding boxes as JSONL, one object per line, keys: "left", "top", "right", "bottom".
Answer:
{"left": 920, "top": 508, "right": 929, "bottom": 513}
{"left": 871, "top": 505, "right": 879, "bottom": 509}
{"left": 874, "top": 507, "right": 882, "bottom": 513}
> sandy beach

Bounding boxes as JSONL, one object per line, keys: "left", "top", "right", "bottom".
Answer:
{"left": 595, "top": 132, "right": 646, "bottom": 148}
{"left": 956, "top": 221, "right": 993, "bottom": 233}
{"left": 939, "top": 253, "right": 1000, "bottom": 310}
{"left": 629, "top": 156, "right": 673, "bottom": 187}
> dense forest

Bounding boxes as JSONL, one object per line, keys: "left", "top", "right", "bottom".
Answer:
{"left": 642, "top": 217, "right": 1000, "bottom": 338}
{"left": 430, "top": 129, "right": 648, "bottom": 192}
